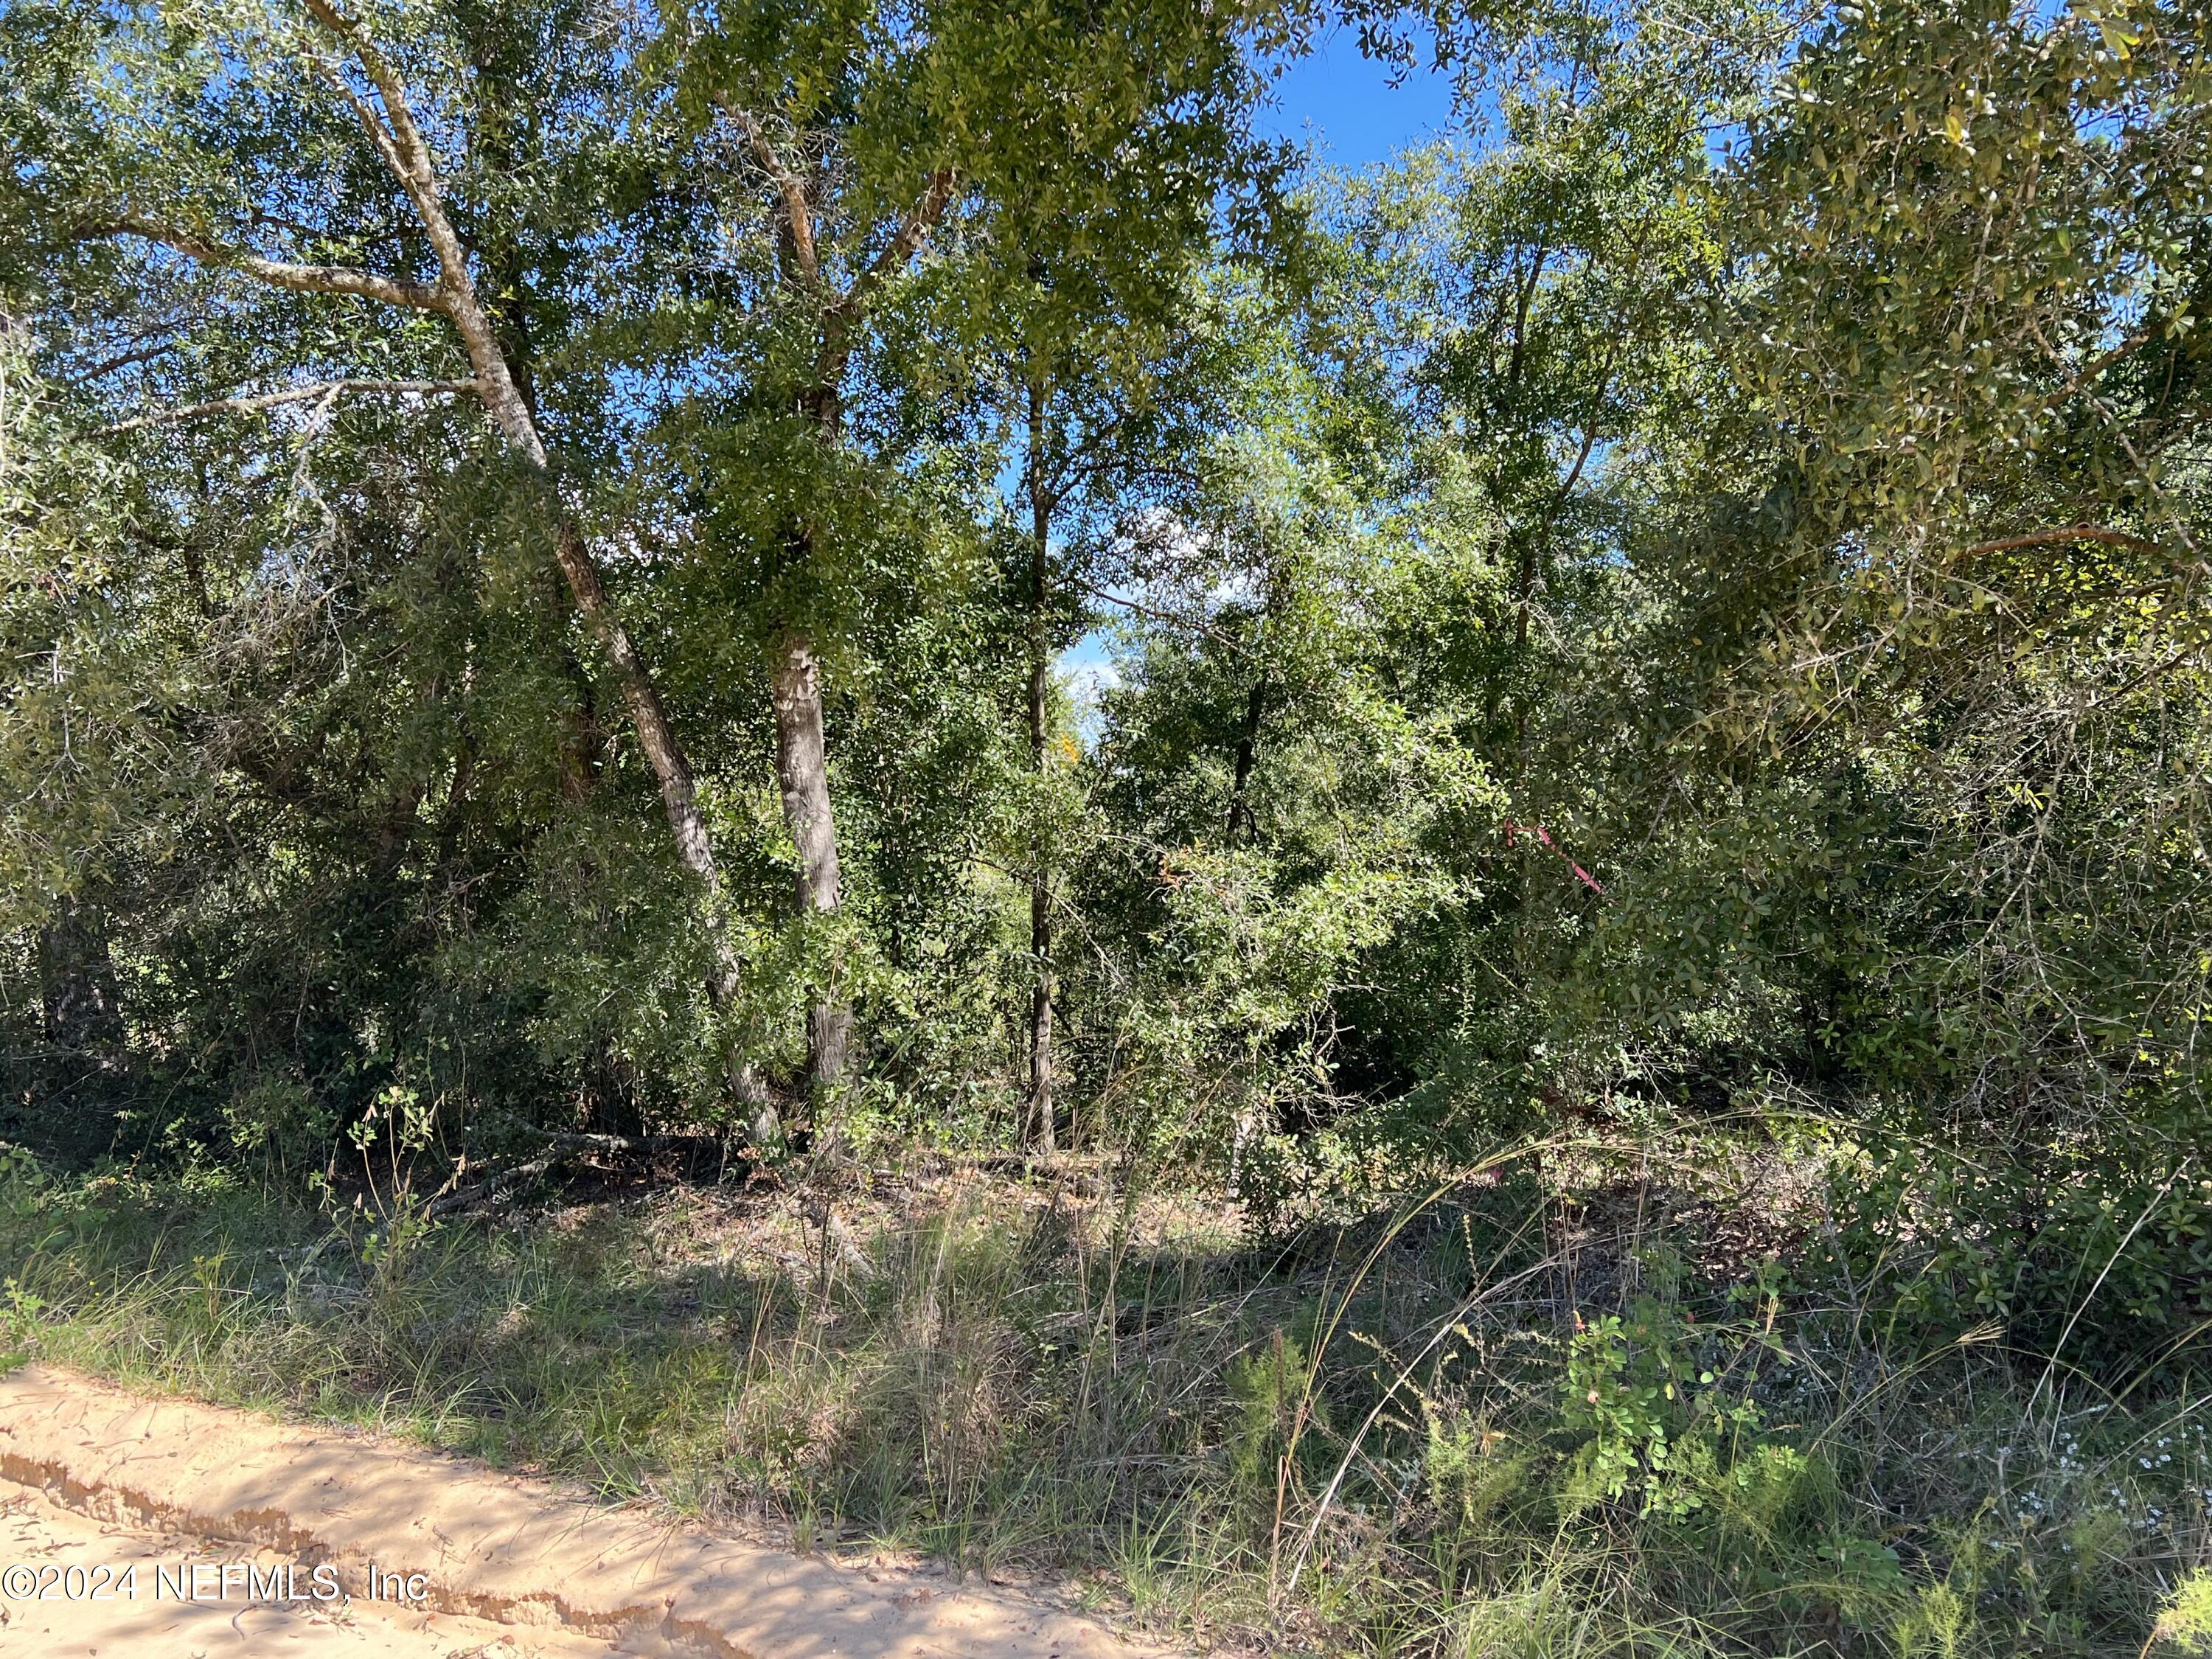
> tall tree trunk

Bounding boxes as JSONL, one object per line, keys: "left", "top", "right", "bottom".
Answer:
{"left": 1023, "top": 379, "right": 1056, "bottom": 1151}
{"left": 298, "top": 0, "right": 734, "bottom": 973}
{"left": 723, "top": 121, "right": 952, "bottom": 1118}
{"left": 38, "top": 894, "right": 124, "bottom": 1058}
{"left": 1225, "top": 676, "right": 1267, "bottom": 846}
{"left": 770, "top": 627, "right": 852, "bottom": 1096}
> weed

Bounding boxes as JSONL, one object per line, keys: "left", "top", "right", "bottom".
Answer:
{"left": 1, "top": 1129, "right": 2202, "bottom": 1656}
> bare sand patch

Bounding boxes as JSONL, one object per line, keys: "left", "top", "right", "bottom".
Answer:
{"left": 0, "top": 1364, "right": 1176, "bottom": 1659}
{"left": 0, "top": 1478, "right": 619, "bottom": 1658}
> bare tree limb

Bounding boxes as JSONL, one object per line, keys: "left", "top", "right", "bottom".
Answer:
{"left": 302, "top": 0, "right": 447, "bottom": 220}
{"left": 83, "top": 217, "right": 445, "bottom": 311}
{"left": 719, "top": 100, "right": 821, "bottom": 288}
{"left": 1961, "top": 525, "right": 2171, "bottom": 559}
{"left": 835, "top": 167, "right": 958, "bottom": 329}
{"left": 1071, "top": 578, "right": 1245, "bottom": 650}
{"left": 97, "top": 378, "right": 481, "bottom": 435}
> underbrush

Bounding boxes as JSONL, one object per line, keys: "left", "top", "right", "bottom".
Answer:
{"left": 1, "top": 1133, "right": 2205, "bottom": 1658}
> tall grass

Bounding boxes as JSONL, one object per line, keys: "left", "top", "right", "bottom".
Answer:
{"left": 1, "top": 1135, "right": 2204, "bottom": 1657}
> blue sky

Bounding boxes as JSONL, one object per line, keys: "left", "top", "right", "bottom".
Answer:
{"left": 1257, "top": 25, "right": 1461, "bottom": 170}
{"left": 1060, "top": 29, "right": 1458, "bottom": 694}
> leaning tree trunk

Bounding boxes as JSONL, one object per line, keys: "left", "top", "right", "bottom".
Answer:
{"left": 770, "top": 628, "right": 852, "bottom": 1096}
{"left": 91, "top": 6, "right": 776, "bottom": 1135}
{"left": 302, "top": 4, "right": 775, "bottom": 1118}
{"left": 435, "top": 174, "right": 777, "bottom": 1126}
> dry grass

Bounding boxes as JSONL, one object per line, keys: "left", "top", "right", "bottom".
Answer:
{"left": 1, "top": 1131, "right": 2205, "bottom": 1657}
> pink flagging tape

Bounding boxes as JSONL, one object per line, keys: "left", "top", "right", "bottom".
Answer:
{"left": 1503, "top": 821, "right": 1606, "bottom": 896}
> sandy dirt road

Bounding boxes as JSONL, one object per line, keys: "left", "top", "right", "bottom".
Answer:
{"left": 0, "top": 1364, "right": 1174, "bottom": 1659}
{"left": 0, "top": 1479, "right": 623, "bottom": 1658}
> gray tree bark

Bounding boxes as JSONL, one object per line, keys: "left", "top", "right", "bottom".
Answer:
{"left": 1023, "top": 379, "right": 1056, "bottom": 1151}
{"left": 297, "top": 3, "right": 772, "bottom": 1121}
{"left": 90, "top": 4, "right": 781, "bottom": 1130}
{"left": 770, "top": 629, "right": 852, "bottom": 1095}
{"left": 724, "top": 101, "right": 953, "bottom": 1105}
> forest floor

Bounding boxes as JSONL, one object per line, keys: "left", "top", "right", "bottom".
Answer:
{"left": 0, "top": 1135, "right": 2202, "bottom": 1657}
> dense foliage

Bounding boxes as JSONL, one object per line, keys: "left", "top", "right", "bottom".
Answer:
{"left": 3, "top": 0, "right": 2208, "bottom": 1382}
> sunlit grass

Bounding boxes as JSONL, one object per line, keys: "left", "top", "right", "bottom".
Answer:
{"left": 2, "top": 1138, "right": 2202, "bottom": 1658}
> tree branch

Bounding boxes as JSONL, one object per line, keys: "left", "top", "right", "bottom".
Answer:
{"left": 307, "top": 53, "right": 428, "bottom": 214}
{"left": 296, "top": 0, "right": 543, "bottom": 463}
{"left": 1072, "top": 578, "right": 1245, "bottom": 650}
{"left": 97, "top": 378, "right": 481, "bottom": 435}
{"left": 286, "top": 0, "right": 761, "bottom": 1063}
{"left": 302, "top": 0, "right": 445, "bottom": 216}
{"left": 2032, "top": 319, "right": 2159, "bottom": 412}
{"left": 1961, "top": 525, "right": 2170, "bottom": 559}
{"left": 810, "top": 167, "right": 958, "bottom": 396}
{"left": 83, "top": 217, "right": 445, "bottom": 311}
{"left": 70, "top": 333, "right": 188, "bottom": 384}
{"left": 836, "top": 167, "right": 959, "bottom": 329}
{"left": 720, "top": 100, "right": 820, "bottom": 288}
